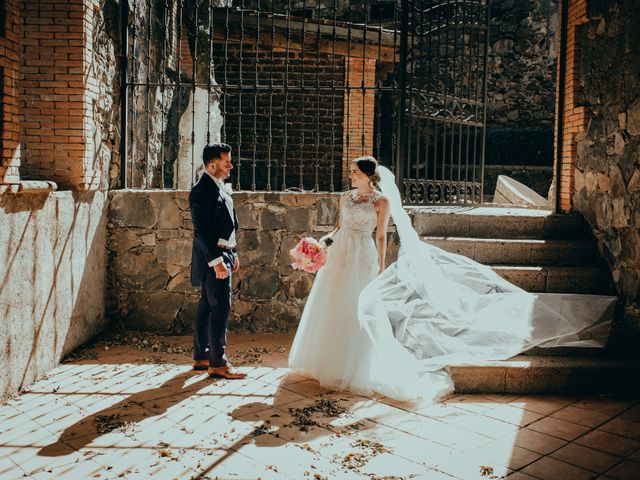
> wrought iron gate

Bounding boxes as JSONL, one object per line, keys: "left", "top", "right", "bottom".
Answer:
{"left": 119, "top": 0, "right": 489, "bottom": 204}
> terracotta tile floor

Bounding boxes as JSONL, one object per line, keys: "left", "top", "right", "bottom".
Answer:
{"left": 1, "top": 332, "right": 639, "bottom": 480}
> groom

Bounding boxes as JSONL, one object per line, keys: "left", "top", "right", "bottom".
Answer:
{"left": 189, "top": 143, "right": 246, "bottom": 380}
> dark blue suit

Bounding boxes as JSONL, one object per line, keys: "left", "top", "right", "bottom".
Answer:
{"left": 189, "top": 173, "right": 239, "bottom": 367}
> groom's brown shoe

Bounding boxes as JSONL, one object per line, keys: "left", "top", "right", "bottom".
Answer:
{"left": 192, "top": 359, "right": 209, "bottom": 371}
{"left": 208, "top": 365, "right": 247, "bottom": 380}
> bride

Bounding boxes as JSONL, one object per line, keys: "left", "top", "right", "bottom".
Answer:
{"left": 288, "top": 156, "right": 616, "bottom": 401}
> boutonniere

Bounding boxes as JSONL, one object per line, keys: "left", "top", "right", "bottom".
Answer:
{"left": 222, "top": 182, "right": 233, "bottom": 195}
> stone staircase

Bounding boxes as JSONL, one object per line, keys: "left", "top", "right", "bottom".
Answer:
{"left": 408, "top": 206, "right": 640, "bottom": 395}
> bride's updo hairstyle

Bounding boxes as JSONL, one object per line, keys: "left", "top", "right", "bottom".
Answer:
{"left": 354, "top": 156, "right": 382, "bottom": 189}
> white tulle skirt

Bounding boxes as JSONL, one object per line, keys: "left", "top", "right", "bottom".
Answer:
{"left": 288, "top": 226, "right": 381, "bottom": 393}
{"left": 288, "top": 226, "right": 454, "bottom": 401}
{"left": 289, "top": 224, "right": 616, "bottom": 402}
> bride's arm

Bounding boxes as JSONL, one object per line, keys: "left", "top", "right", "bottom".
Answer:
{"left": 374, "top": 197, "right": 391, "bottom": 273}
{"left": 321, "top": 193, "right": 344, "bottom": 245}
{"left": 331, "top": 193, "right": 345, "bottom": 235}
{"left": 336, "top": 193, "right": 344, "bottom": 231}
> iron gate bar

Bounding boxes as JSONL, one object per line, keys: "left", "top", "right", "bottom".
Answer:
{"left": 120, "top": 0, "right": 489, "bottom": 203}
{"left": 235, "top": 4, "right": 244, "bottom": 191}
{"left": 207, "top": 0, "right": 213, "bottom": 146}
{"left": 282, "top": 0, "right": 290, "bottom": 190}
{"left": 395, "top": 0, "right": 409, "bottom": 187}
{"left": 267, "top": 0, "right": 276, "bottom": 191}
{"left": 251, "top": 0, "right": 259, "bottom": 191}
{"left": 315, "top": 0, "right": 321, "bottom": 191}
{"left": 176, "top": 0, "right": 183, "bottom": 188}
{"left": 222, "top": 5, "right": 229, "bottom": 145}
{"left": 330, "top": 0, "right": 338, "bottom": 192}
{"left": 299, "top": 0, "right": 306, "bottom": 190}
{"left": 345, "top": 0, "right": 352, "bottom": 189}
{"left": 145, "top": 0, "right": 151, "bottom": 188}
{"left": 160, "top": 0, "right": 169, "bottom": 188}
{"left": 480, "top": 0, "right": 490, "bottom": 202}
{"left": 119, "top": 0, "right": 128, "bottom": 189}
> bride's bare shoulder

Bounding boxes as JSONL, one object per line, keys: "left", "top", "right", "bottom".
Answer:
{"left": 372, "top": 190, "right": 388, "bottom": 203}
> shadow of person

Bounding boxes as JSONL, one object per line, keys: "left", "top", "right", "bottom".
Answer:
{"left": 38, "top": 369, "right": 211, "bottom": 457}
{"left": 191, "top": 372, "right": 374, "bottom": 480}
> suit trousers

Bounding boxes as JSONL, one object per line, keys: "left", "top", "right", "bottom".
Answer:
{"left": 193, "top": 269, "right": 231, "bottom": 367}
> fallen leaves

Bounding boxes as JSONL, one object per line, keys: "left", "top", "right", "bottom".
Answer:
{"left": 289, "top": 398, "right": 348, "bottom": 431}
{"left": 480, "top": 465, "right": 499, "bottom": 478}
{"left": 93, "top": 414, "right": 126, "bottom": 434}
{"left": 229, "top": 347, "right": 271, "bottom": 366}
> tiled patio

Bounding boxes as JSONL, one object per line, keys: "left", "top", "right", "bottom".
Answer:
{"left": 1, "top": 333, "right": 639, "bottom": 480}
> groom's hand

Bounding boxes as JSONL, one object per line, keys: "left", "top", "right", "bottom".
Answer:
{"left": 232, "top": 256, "right": 239, "bottom": 273}
{"left": 213, "top": 262, "right": 230, "bottom": 279}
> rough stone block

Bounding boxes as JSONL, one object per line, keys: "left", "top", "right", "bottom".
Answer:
{"left": 167, "top": 267, "right": 198, "bottom": 294}
{"left": 239, "top": 267, "right": 281, "bottom": 300}
{"left": 108, "top": 228, "right": 142, "bottom": 253}
{"left": 236, "top": 229, "right": 278, "bottom": 265}
{"left": 175, "top": 297, "right": 199, "bottom": 333}
{"left": 125, "top": 291, "right": 184, "bottom": 331}
{"left": 154, "top": 238, "right": 192, "bottom": 267}
{"left": 277, "top": 234, "right": 302, "bottom": 274}
{"left": 245, "top": 301, "right": 299, "bottom": 332}
{"left": 113, "top": 251, "right": 169, "bottom": 291}
{"left": 285, "top": 207, "right": 313, "bottom": 232}
{"left": 236, "top": 203, "right": 259, "bottom": 229}
{"left": 316, "top": 196, "right": 339, "bottom": 226}
{"left": 157, "top": 196, "right": 182, "bottom": 229}
{"left": 260, "top": 208, "right": 284, "bottom": 230}
{"left": 109, "top": 192, "right": 158, "bottom": 228}
{"left": 282, "top": 270, "right": 314, "bottom": 303}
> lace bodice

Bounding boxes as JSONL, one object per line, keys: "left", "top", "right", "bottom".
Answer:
{"left": 340, "top": 189, "right": 383, "bottom": 233}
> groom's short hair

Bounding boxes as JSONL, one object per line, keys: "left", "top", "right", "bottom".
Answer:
{"left": 203, "top": 143, "right": 232, "bottom": 167}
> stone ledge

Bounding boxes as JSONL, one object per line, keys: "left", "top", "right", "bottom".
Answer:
{"left": 0, "top": 180, "right": 58, "bottom": 194}
{"left": 448, "top": 355, "right": 640, "bottom": 394}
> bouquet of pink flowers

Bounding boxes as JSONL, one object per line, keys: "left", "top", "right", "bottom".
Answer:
{"left": 290, "top": 235, "right": 333, "bottom": 273}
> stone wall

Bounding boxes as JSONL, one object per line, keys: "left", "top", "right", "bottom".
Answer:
{"left": 0, "top": 0, "right": 119, "bottom": 400}
{"left": 107, "top": 190, "right": 399, "bottom": 333}
{"left": 571, "top": 0, "right": 640, "bottom": 331}
{"left": 486, "top": 0, "right": 558, "bottom": 169}
{"left": 0, "top": 192, "right": 108, "bottom": 398}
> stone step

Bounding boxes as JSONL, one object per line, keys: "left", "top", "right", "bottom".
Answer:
{"left": 409, "top": 206, "right": 588, "bottom": 239}
{"left": 491, "top": 265, "right": 612, "bottom": 294}
{"left": 423, "top": 236, "right": 597, "bottom": 266}
{"left": 448, "top": 355, "right": 640, "bottom": 394}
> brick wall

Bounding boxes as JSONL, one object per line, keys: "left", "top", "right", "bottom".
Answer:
{"left": 554, "top": 0, "right": 589, "bottom": 213}
{"left": 0, "top": 0, "right": 20, "bottom": 184}
{"left": 213, "top": 45, "right": 345, "bottom": 191}
{"left": 19, "top": 0, "right": 101, "bottom": 190}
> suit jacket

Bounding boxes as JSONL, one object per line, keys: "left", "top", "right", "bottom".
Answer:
{"left": 189, "top": 173, "right": 239, "bottom": 286}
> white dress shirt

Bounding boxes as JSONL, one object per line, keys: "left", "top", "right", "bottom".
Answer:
{"left": 204, "top": 171, "right": 236, "bottom": 268}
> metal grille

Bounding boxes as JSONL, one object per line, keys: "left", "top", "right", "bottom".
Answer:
{"left": 119, "top": 0, "right": 489, "bottom": 204}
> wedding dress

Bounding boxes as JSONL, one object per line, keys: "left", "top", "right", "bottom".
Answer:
{"left": 289, "top": 167, "right": 616, "bottom": 401}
